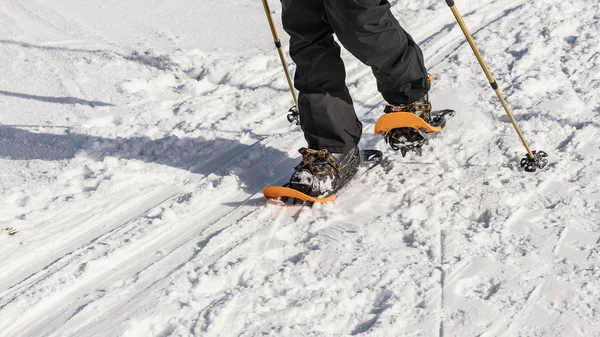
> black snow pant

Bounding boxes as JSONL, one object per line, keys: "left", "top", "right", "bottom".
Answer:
{"left": 281, "top": 0, "right": 430, "bottom": 153}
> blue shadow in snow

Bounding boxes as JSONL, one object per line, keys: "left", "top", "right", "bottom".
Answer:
{"left": 0, "top": 90, "right": 113, "bottom": 107}
{"left": 0, "top": 126, "right": 293, "bottom": 195}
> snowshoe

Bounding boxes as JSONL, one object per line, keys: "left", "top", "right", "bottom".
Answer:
{"left": 263, "top": 147, "right": 382, "bottom": 204}
{"left": 375, "top": 75, "right": 455, "bottom": 157}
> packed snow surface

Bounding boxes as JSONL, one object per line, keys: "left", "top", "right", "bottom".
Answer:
{"left": 1, "top": 0, "right": 600, "bottom": 336}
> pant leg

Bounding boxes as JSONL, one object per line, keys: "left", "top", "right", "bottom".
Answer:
{"left": 323, "top": 0, "right": 429, "bottom": 104}
{"left": 281, "top": 0, "right": 362, "bottom": 153}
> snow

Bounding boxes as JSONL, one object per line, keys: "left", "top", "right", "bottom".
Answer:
{"left": 1, "top": 0, "right": 600, "bottom": 336}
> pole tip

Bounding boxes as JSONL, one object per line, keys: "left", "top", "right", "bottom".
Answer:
{"left": 520, "top": 150, "right": 548, "bottom": 172}
{"left": 287, "top": 105, "right": 300, "bottom": 125}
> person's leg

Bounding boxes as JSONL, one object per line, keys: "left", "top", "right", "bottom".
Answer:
{"left": 323, "top": 0, "right": 429, "bottom": 104}
{"left": 281, "top": 0, "right": 362, "bottom": 153}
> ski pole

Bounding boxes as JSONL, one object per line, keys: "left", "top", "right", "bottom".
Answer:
{"left": 261, "top": 0, "right": 300, "bottom": 125}
{"left": 444, "top": 0, "right": 547, "bottom": 172}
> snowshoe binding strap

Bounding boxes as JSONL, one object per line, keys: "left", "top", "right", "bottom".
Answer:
{"left": 384, "top": 102, "right": 432, "bottom": 115}
{"left": 295, "top": 148, "right": 342, "bottom": 175}
{"left": 384, "top": 74, "right": 434, "bottom": 117}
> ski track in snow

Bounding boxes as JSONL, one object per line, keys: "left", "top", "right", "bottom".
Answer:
{"left": 1, "top": 0, "right": 600, "bottom": 336}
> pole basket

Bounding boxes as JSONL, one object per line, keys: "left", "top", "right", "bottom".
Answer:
{"left": 520, "top": 151, "right": 548, "bottom": 172}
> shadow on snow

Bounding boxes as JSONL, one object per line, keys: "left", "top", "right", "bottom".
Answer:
{"left": 0, "top": 125, "right": 294, "bottom": 196}
{"left": 0, "top": 90, "right": 114, "bottom": 107}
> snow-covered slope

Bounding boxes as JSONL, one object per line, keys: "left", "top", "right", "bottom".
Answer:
{"left": 1, "top": 0, "right": 599, "bottom": 336}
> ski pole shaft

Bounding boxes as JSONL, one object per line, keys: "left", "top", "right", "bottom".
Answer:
{"left": 445, "top": 0, "right": 534, "bottom": 159}
{"left": 261, "top": 0, "right": 299, "bottom": 113}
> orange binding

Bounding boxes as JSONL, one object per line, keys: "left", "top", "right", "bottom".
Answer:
{"left": 374, "top": 112, "right": 442, "bottom": 136}
{"left": 263, "top": 186, "right": 337, "bottom": 203}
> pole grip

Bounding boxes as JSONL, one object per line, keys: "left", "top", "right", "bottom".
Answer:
{"left": 446, "top": 0, "right": 455, "bottom": 6}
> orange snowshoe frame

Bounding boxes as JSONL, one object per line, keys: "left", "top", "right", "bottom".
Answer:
{"left": 374, "top": 112, "right": 442, "bottom": 136}
{"left": 263, "top": 186, "right": 337, "bottom": 203}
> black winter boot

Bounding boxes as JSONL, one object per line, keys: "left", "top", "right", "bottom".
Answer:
{"left": 289, "top": 147, "right": 360, "bottom": 198}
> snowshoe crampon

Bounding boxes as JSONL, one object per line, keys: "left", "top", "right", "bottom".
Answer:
{"left": 263, "top": 149, "right": 383, "bottom": 205}
{"left": 375, "top": 109, "right": 455, "bottom": 157}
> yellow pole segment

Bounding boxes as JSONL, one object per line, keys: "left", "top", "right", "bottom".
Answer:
{"left": 449, "top": 5, "right": 534, "bottom": 158}
{"left": 261, "top": 0, "right": 299, "bottom": 113}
